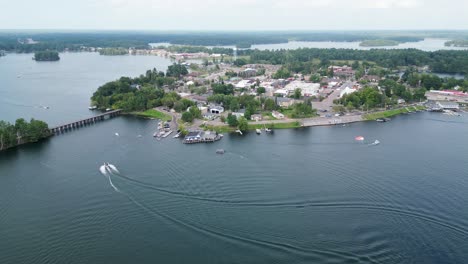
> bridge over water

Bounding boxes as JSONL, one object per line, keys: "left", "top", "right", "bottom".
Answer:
{"left": 50, "top": 109, "right": 122, "bottom": 134}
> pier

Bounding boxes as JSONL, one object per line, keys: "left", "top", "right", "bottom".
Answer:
{"left": 50, "top": 109, "right": 122, "bottom": 134}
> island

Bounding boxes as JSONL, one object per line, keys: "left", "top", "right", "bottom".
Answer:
{"left": 98, "top": 48, "right": 129, "bottom": 56}
{"left": 33, "top": 51, "right": 60, "bottom": 61}
{"left": 359, "top": 39, "right": 400, "bottom": 47}
{"left": 444, "top": 40, "right": 468, "bottom": 47}
{"left": 0, "top": 118, "right": 51, "bottom": 151}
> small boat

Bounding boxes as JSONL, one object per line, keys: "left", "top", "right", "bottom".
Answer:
{"left": 256, "top": 129, "right": 262, "bottom": 134}
{"left": 235, "top": 129, "right": 243, "bottom": 135}
{"left": 216, "top": 149, "right": 225, "bottom": 154}
{"left": 355, "top": 136, "right": 365, "bottom": 141}
{"left": 106, "top": 108, "right": 112, "bottom": 111}
{"left": 265, "top": 128, "right": 273, "bottom": 133}
{"left": 376, "top": 118, "right": 385, "bottom": 122}
{"left": 88, "top": 106, "right": 97, "bottom": 110}
{"left": 115, "top": 133, "right": 119, "bottom": 136}
{"left": 369, "top": 140, "right": 380, "bottom": 146}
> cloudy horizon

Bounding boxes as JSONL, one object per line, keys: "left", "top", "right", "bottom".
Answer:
{"left": 1, "top": 0, "right": 467, "bottom": 30}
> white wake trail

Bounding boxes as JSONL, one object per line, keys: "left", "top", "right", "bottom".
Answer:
{"left": 108, "top": 164, "right": 119, "bottom": 174}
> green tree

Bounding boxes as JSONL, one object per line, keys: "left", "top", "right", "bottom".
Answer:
{"left": 238, "top": 117, "right": 248, "bottom": 132}
{"left": 293, "top": 88, "right": 302, "bottom": 99}
{"left": 181, "top": 112, "right": 194, "bottom": 123}
{"left": 256, "top": 87, "right": 266, "bottom": 95}
{"left": 189, "top": 106, "right": 202, "bottom": 119}
{"left": 264, "top": 98, "right": 276, "bottom": 111}
{"left": 227, "top": 113, "right": 238, "bottom": 127}
{"left": 309, "top": 74, "right": 321, "bottom": 83}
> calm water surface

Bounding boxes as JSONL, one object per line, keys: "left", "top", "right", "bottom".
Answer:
{"left": 0, "top": 54, "right": 468, "bottom": 264}
{"left": 0, "top": 52, "right": 172, "bottom": 126}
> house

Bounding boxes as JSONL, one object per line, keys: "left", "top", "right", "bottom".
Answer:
{"left": 362, "top": 75, "right": 381, "bottom": 82}
{"left": 130, "top": 84, "right": 141, "bottom": 90}
{"left": 208, "top": 105, "right": 224, "bottom": 114}
{"left": 329, "top": 66, "right": 355, "bottom": 78}
{"left": 272, "top": 111, "right": 285, "bottom": 119}
{"left": 272, "top": 97, "right": 304, "bottom": 108}
{"left": 339, "top": 87, "right": 357, "bottom": 98}
{"left": 239, "top": 68, "right": 257, "bottom": 78}
{"left": 284, "top": 81, "right": 320, "bottom": 97}
{"left": 274, "top": 89, "right": 289, "bottom": 97}
{"left": 235, "top": 79, "right": 254, "bottom": 89}
{"left": 436, "top": 101, "right": 459, "bottom": 110}
{"left": 251, "top": 114, "right": 262, "bottom": 121}
{"left": 232, "top": 112, "right": 245, "bottom": 118}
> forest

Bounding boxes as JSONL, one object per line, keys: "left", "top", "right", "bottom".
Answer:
{"left": 33, "top": 51, "right": 60, "bottom": 61}
{"left": 0, "top": 119, "right": 51, "bottom": 151}
{"left": 246, "top": 48, "right": 468, "bottom": 74}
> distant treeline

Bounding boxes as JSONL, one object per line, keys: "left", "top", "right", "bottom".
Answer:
{"left": 0, "top": 118, "right": 50, "bottom": 151}
{"left": 444, "top": 40, "right": 468, "bottom": 47}
{"left": 3, "top": 31, "right": 466, "bottom": 52}
{"left": 245, "top": 49, "right": 468, "bottom": 74}
{"left": 98, "top": 48, "right": 129, "bottom": 55}
{"left": 34, "top": 51, "right": 60, "bottom": 61}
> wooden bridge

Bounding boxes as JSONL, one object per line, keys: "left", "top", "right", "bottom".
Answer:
{"left": 50, "top": 109, "right": 122, "bottom": 134}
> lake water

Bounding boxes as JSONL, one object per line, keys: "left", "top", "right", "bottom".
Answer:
{"left": 1, "top": 54, "right": 468, "bottom": 264}
{"left": 152, "top": 38, "right": 468, "bottom": 52}
{"left": 0, "top": 53, "right": 172, "bottom": 126}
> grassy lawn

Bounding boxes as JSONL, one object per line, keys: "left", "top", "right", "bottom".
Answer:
{"left": 248, "top": 122, "right": 302, "bottom": 130}
{"left": 132, "top": 109, "right": 172, "bottom": 121}
{"left": 364, "top": 105, "right": 426, "bottom": 120}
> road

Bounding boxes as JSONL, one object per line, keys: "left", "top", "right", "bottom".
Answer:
{"left": 312, "top": 81, "right": 355, "bottom": 112}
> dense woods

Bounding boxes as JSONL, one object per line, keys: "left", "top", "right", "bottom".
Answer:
{"left": 246, "top": 48, "right": 468, "bottom": 74}
{"left": 33, "top": 51, "right": 60, "bottom": 61}
{"left": 0, "top": 119, "right": 50, "bottom": 151}
{"left": 91, "top": 66, "right": 194, "bottom": 112}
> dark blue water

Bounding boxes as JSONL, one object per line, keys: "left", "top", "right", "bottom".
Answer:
{"left": 1, "top": 54, "right": 468, "bottom": 264}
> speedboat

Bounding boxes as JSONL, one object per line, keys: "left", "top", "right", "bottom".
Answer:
{"left": 256, "top": 129, "right": 262, "bottom": 134}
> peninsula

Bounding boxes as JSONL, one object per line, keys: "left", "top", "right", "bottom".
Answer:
{"left": 0, "top": 118, "right": 51, "bottom": 151}
{"left": 90, "top": 45, "right": 467, "bottom": 135}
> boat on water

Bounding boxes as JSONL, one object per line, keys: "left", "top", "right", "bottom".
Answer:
{"left": 369, "top": 140, "right": 380, "bottom": 146}
{"left": 88, "top": 106, "right": 97, "bottom": 110}
{"left": 355, "top": 136, "right": 365, "bottom": 141}
{"left": 216, "top": 149, "right": 225, "bottom": 154}
{"left": 265, "top": 128, "right": 273, "bottom": 133}
{"left": 256, "top": 129, "right": 262, "bottom": 134}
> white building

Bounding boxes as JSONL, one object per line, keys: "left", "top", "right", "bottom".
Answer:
{"left": 209, "top": 105, "right": 224, "bottom": 114}
{"left": 284, "top": 81, "right": 320, "bottom": 97}
{"left": 339, "top": 87, "right": 357, "bottom": 98}
{"left": 272, "top": 111, "right": 285, "bottom": 119}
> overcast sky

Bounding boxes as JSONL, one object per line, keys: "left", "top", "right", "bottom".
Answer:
{"left": 1, "top": 0, "right": 467, "bottom": 30}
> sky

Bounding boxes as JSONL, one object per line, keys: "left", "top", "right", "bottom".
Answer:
{"left": 1, "top": 0, "right": 467, "bottom": 30}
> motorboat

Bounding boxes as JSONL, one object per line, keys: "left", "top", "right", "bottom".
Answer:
{"left": 265, "top": 128, "right": 273, "bottom": 133}
{"left": 216, "top": 149, "right": 225, "bottom": 154}
{"left": 256, "top": 129, "right": 262, "bottom": 134}
{"left": 88, "top": 106, "right": 97, "bottom": 110}
{"left": 369, "top": 140, "right": 380, "bottom": 146}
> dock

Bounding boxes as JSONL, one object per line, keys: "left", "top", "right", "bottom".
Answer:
{"left": 183, "top": 131, "right": 223, "bottom": 144}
